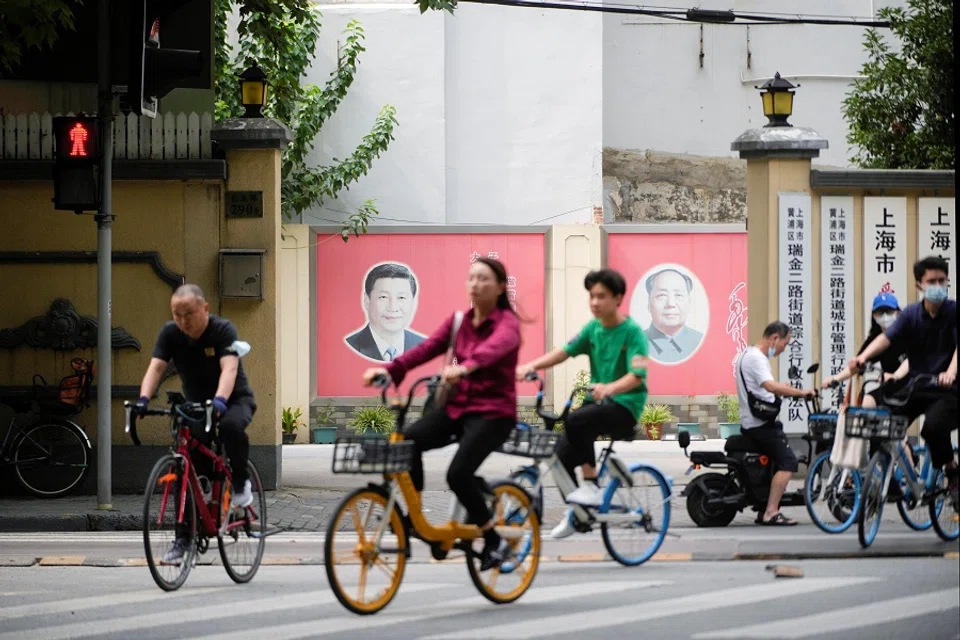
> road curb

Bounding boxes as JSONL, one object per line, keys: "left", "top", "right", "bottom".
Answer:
{"left": 5, "top": 550, "right": 957, "bottom": 568}
{"left": 0, "top": 513, "right": 143, "bottom": 533}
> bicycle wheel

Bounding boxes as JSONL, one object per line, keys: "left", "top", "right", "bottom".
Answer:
{"left": 600, "top": 463, "right": 671, "bottom": 566}
{"left": 508, "top": 467, "right": 543, "bottom": 519}
{"left": 930, "top": 468, "right": 959, "bottom": 542}
{"left": 857, "top": 451, "right": 889, "bottom": 549}
{"left": 466, "top": 480, "right": 540, "bottom": 605}
{"left": 12, "top": 417, "right": 91, "bottom": 498}
{"left": 804, "top": 452, "right": 861, "bottom": 534}
{"left": 324, "top": 485, "right": 408, "bottom": 615}
{"left": 218, "top": 461, "right": 267, "bottom": 584}
{"left": 143, "top": 454, "right": 197, "bottom": 591}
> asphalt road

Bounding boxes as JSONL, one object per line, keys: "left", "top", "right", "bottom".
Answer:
{"left": 1, "top": 557, "right": 957, "bottom": 639}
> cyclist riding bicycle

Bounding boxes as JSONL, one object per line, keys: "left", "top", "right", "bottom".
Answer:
{"left": 361, "top": 257, "right": 521, "bottom": 571}
{"left": 849, "top": 256, "right": 958, "bottom": 504}
{"left": 516, "top": 268, "right": 649, "bottom": 539}
{"left": 135, "top": 284, "right": 257, "bottom": 565}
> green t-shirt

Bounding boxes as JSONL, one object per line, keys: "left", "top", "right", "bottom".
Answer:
{"left": 563, "top": 316, "right": 649, "bottom": 420}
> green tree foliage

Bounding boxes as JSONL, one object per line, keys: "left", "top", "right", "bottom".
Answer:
{"left": 842, "top": 0, "right": 954, "bottom": 169}
{"left": 0, "top": 0, "right": 82, "bottom": 74}
{"left": 215, "top": 0, "right": 398, "bottom": 238}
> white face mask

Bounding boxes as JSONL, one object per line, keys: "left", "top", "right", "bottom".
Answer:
{"left": 766, "top": 346, "right": 777, "bottom": 359}
{"left": 875, "top": 313, "right": 897, "bottom": 329}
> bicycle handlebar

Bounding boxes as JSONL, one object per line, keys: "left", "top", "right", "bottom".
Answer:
{"left": 371, "top": 373, "right": 442, "bottom": 415}
{"left": 123, "top": 397, "right": 214, "bottom": 447}
{"left": 521, "top": 371, "right": 595, "bottom": 430}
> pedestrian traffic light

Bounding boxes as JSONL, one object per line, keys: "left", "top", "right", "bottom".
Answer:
{"left": 52, "top": 116, "right": 101, "bottom": 213}
{"left": 128, "top": 0, "right": 204, "bottom": 118}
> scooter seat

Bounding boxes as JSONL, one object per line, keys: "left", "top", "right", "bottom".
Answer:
{"left": 724, "top": 434, "right": 761, "bottom": 454}
{"left": 690, "top": 451, "right": 728, "bottom": 465}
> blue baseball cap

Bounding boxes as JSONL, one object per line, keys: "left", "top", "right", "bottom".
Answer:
{"left": 872, "top": 292, "right": 899, "bottom": 312}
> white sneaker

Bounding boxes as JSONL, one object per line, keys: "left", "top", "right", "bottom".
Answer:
{"left": 231, "top": 480, "right": 253, "bottom": 508}
{"left": 549, "top": 508, "right": 576, "bottom": 539}
{"left": 565, "top": 482, "right": 604, "bottom": 507}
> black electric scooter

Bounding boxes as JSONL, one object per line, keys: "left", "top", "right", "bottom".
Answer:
{"left": 678, "top": 363, "right": 834, "bottom": 527}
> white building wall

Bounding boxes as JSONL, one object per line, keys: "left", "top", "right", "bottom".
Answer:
{"left": 295, "top": 0, "right": 903, "bottom": 227}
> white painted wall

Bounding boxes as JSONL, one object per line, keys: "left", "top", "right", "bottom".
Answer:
{"left": 287, "top": 0, "right": 904, "bottom": 226}
{"left": 603, "top": 0, "right": 907, "bottom": 167}
{"left": 299, "top": 1, "right": 602, "bottom": 227}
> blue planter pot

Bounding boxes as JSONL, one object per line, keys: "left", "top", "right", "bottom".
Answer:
{"left": 719, "top": 423, "right": 741, "bottom": 438}
{"left": 311, "top": 426, "right": 337, "bottom": 444}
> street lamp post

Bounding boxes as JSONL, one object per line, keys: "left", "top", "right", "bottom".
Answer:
{"left": 757, "top": 72, "right": 798, "bottom": 128}
{"left": 239, "top": 64, "right": 269, "bottom": 118}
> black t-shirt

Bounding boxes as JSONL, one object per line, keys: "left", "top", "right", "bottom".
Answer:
{"left": 857, "top": 322, "right": 907, "bottom": 374}
{"left": 152, "top": 314, "right": 254, "bottom": 403}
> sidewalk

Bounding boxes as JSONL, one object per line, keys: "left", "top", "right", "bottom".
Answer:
{"left": 1, "top": 441, "right": 956, "bottom": 561}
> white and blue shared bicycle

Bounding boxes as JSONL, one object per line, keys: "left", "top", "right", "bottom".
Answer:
{"left": 499, "top": 372, "right": 673, "bottom": 567}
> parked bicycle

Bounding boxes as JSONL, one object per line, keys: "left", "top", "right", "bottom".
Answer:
{"left": 852, "top": 373, "right": 959, "bottom": 547}
{"left": 324, "top": 373, "right": 540, "bottom": 616}
{"left": 506, "top": 372, "right": 672, "bottom": 567}
{"left": 0, "top": 358, "right": 93, "bottom": 498}
{"left": 124, "top": 391, "right": 273, "bottom": 591}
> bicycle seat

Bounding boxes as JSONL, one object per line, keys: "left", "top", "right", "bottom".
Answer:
{"left": 724, "top": 434, "right": 761, "bottom": 454}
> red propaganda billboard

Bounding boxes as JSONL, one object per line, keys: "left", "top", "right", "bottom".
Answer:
{"left": 606, "top": 232, "right": 748, "bottom": 395}
{"left": 316, "top": 232, "right": 546, "bottom": 397}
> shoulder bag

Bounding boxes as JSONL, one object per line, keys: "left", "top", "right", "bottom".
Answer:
{"left": 738, "top": 352, "right": 782, "bottom": 422}
{"left": 423, "top": 311, "right": 464, "bottom": 416}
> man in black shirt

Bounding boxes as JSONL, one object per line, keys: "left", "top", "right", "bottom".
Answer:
{"left": 136, "top": 284, "right": 257, "bottom": 564}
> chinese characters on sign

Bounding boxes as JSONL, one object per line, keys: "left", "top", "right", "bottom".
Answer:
{"left": 820, "top": 196, "right": 855, "bottom": 409}
{"left": 918, "top": 198, "right": 956, "bottom": 301}
{"left": 470, "top": 250, "right": 517, "bottom": 310}
{"left": 777, "top": 193, "right": 813, "bottom": 434}
{"left": 862, "top": 198, "right": 907, "bottom": 332}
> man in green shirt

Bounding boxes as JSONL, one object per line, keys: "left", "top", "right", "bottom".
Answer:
{"left": 517, "top": 268, "right": 649, "bottom": 538}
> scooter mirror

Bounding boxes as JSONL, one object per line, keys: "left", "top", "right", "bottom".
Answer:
{"left": 807, "top": 363, "right": 820, "bottom": 374}
{"left": 678, "top": 431, "right": 690, "bottom": 449}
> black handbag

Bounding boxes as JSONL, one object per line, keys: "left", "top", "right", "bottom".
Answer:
{"left": 738, "top": 353, "right": 782, "bottom": 422}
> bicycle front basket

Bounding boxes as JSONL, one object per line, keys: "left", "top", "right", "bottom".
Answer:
{"left": 843, "top": 407, "right": 909, "bottom": 441}
{"left": 331, "top": 435, "right": 415, "bottom": 474}
{"left": 497, "top": 424, "right": 560, "bottom": 458}
{"left": 807, "top": 413, "right": 838, "bottom": 439}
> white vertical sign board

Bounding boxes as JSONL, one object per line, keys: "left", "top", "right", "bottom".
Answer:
{"left": 862, "top": 197, "right": 908, "bottom": 329}
{"left": 778, "top": 192, "right": 813, "bottom": 434}
{"left": 820, "top": 196, "right": 856, "bottom": 410}
{"left": 917, "top": 198, "right": 956, "bottom": 300}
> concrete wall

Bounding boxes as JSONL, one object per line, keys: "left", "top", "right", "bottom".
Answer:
{"left": 296, "top": 0, "right": 603, "bottom": 227}
{"left": 279, "top": 224, "right": 312, "bottom": 442}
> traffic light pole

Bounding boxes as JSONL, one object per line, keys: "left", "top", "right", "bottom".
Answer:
{"left": 96, "top": 0, "right": 114, "bottom": 510}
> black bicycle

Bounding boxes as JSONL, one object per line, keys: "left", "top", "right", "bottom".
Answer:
{"left": 0, "top": 358, "right": 93, "bottom": 498}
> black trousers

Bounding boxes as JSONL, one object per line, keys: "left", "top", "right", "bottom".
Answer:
{"left": 403, "top": 409, "right": 514, "bottom": 527}
{"left": 192, "top": 396, "right": 256, "bottom": 488}
{"left": 880, "top": 381, "right": 959, "bottom": 469}
{"left": 555, "top": 401, "right": 637, "bottom": 486}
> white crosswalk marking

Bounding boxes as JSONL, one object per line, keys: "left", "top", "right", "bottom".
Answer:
{"left": 420, "top": 577, "right": 878, "bottom": 640}
{"left": 192, "top": 580, "right": 668, "bottom": 640}
{"left": 692, "top": 587, "right": 960, "bottom": 639}
{"left": 0, "top": 583, "right": 451, "bottom": 640}
{"left": 0, "top": 587, "right": 221, "bottom": 622}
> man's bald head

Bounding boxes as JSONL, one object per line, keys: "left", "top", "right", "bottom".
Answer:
{"left": 171, "top": 283, "right": 210, "bottom": 339}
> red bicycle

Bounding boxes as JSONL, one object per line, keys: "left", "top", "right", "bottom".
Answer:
{"left": 124, "top": 391, "right": 274, "bottom": 591}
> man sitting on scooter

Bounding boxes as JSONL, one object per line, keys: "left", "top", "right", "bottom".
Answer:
{"left": 736, "top": 321, "right": 816, "bottom": 526}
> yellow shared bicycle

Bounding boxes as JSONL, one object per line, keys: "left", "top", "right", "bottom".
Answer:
{"left": 324, "top": 374, "right": 544, "bottom": 615}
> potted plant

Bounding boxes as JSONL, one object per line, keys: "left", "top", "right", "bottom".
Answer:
{"left": 717, "top": 392, "right": 741, "bottom": 438}
{"left": 639, "top": 404, "right": 676, "bottom": 441}
{"left": 350, "top": 405, "right": 395, "bottom": 439}
{"left": 281, "top": 406, "right": 305, "bottom": 444}
{"left": 310, "top": 403, "right": 338, "bottom": 444}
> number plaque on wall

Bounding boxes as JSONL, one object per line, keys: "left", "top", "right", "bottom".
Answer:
{"left": 225, "top": 191, "right": 264, "bottom": 219}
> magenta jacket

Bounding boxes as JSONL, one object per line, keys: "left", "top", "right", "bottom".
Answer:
{"left": 384, "top": 306, "right": 520, "bottom": 421}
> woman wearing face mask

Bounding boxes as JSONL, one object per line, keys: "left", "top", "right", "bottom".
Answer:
{"left": 823, "top": 292, "right": 909, "bottom": 408}
{"left": 361, "top": 257, "right": 522, "bottom": 572}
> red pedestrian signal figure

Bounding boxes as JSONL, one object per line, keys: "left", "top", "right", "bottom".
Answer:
{"left": 69, "top": 122, "right": 89, "bottom": 157}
